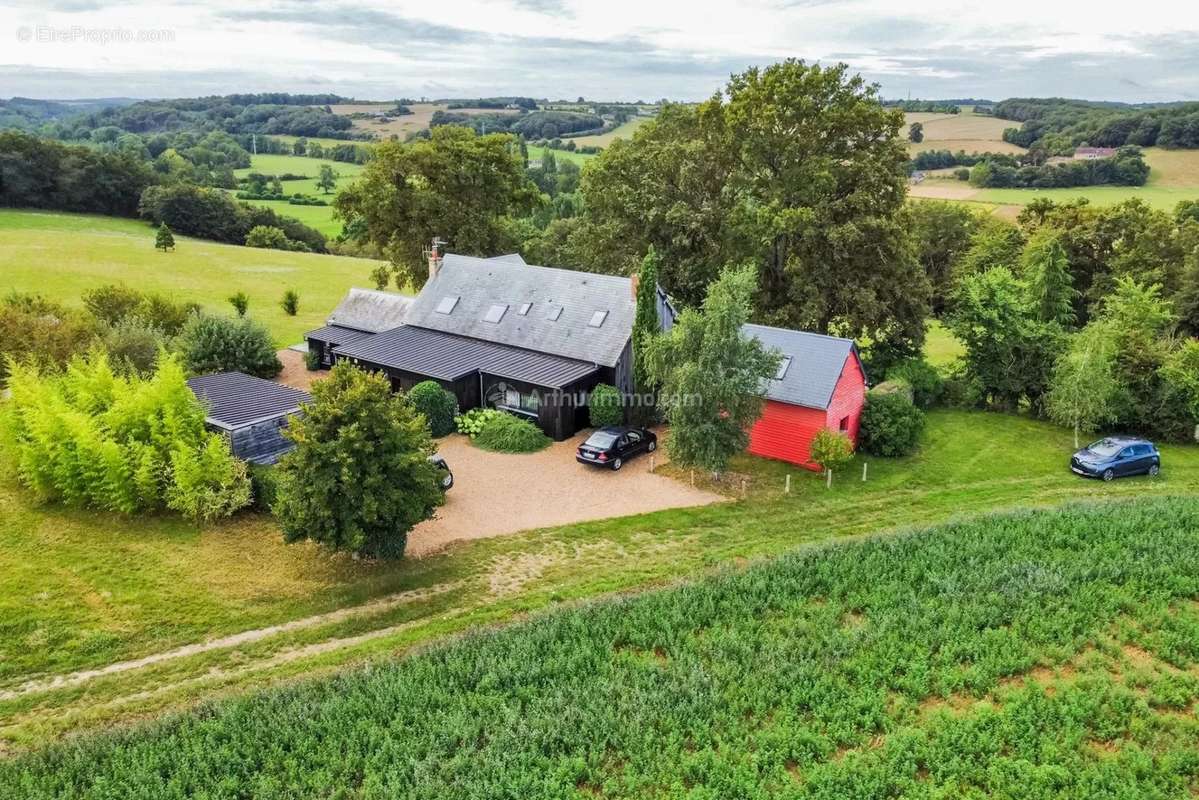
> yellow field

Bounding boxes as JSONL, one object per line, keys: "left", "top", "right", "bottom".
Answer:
{"left": 904, "top": 110, "right": 1022, "bottom": 156}
{"left": 908, "top": 138, "right": 1026, "bottom": 155}
{"left": 567, "top": 116, "right": 652, "bottom": 147}
{"left": 329, "top": 103, "right": 520, "bottom": 140}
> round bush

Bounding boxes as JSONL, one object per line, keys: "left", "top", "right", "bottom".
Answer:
{"left": 409, "top": 380, "right": 458, "bottom": 437}
{"left": 860, "top": 392, "right": 925, "bottom": 457}
{"left": 588, "top": 383, "right": 622, "bottom": 428}
{"left": 887, "top": 359, "right": 944, "bottom": 408}
{"left": 248, "top": 463, "right": 278, "bottom": 515}
{"left": 473, "top": 412, "right": 551, "bottom": 453}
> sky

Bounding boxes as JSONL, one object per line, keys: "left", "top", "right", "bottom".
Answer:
{"left": 2, "top": 0, "right": 1199, "bottom": 103}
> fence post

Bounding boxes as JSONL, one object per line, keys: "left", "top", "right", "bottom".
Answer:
{"left": 741, "top": 478, "right": 747, "bottom": 499}
{"left": 650, "top": 454, "right": 655, "bottom": 472}
{"left": 690, "top": 469, "right": 695, "bottom": 487}
{"left": 862, "top": 461, "right": 868, "bottom": 482}
{"left": 784, "top": 474, "right": 791, "bottom": 494}
{"left": 826, "top": 469, "right": 832, "bottom": 489}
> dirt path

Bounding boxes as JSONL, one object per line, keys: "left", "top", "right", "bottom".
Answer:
{"left": 408, "top": 431, "right": 724, "bottom": 557}
{"left": 0, "top": 582, "right": 461, "bottom": 702}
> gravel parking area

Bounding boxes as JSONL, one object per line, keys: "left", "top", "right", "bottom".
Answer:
{"left": 408, "top": 431, "right": 724, "bottom": 557}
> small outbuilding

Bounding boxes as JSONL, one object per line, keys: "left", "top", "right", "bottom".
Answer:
{"left": 305, "top": 288, "right": 415, "bottom": 368}
{"left": 186, "top": 372, "right": 312, "bottom": 465}
{"left": 743, "top": 324, "right": 867, "bottom": 470}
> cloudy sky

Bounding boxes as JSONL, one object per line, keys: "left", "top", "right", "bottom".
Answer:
{"left": 3, "top": 0, "right": 1198, "bottom": 102}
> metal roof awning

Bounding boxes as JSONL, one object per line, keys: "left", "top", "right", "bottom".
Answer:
{"left": 333, "top": 325, "right": 600, "bottom": 389}
{"left": 304, "top": 324, "right": 373, "bottom": 346}
{"left": 186, "top": 372, "right": 312, "bottom": 430}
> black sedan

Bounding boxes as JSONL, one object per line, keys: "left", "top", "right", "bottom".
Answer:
{"left": 428, "top": 454, "right": 453, "bottom": 490}
{"left": 1070, "top": 436, "right": 1160, "bottom": 481}
{"left": 576, "top": 426, "right": 657, "bottom": 471}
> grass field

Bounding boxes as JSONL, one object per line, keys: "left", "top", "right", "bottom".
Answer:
{"left": 923, "top": 319, "right": 964, "bottom": 366}
{"left": 0, "top": 210, "right": 383, "bottom": 345}
{"left": 233, "top": 153, "right": 366, "bottom": 237}
{"left": 528, "top": 144, "right": 596, "bottom": 166}
{"left": 4, "top": 496, "right": 1198, "bottom": 796}
{"left": 4, "top": 407, "right": 1199, "bottom": 750}
{"left": 566, "top": 115, "right": 652, "bottom": 148}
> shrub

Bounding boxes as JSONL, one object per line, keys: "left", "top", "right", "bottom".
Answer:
{"left": 245, "top": 225, "right": 290, "bottom": 250}
{"left": 455, "top": 407, "right": 502, "bottom": 439}
{"left": 955, "top": 167, "right": 971, "bottom": 181}
{"left": 810, "top": 428, "right": 854, "bottom": 478}
{"left": 100, "top": 317, "right": 168, "bottom": 375}
{"left": 0, "top": 293, "right": 98, "bottom": 383}
{"left": 83, "top": 284, "right": 198, "bottom": 335}
{"left": 887, "top": 359, "right": 944, "bottom": 408}
{"left": 228, "top": 291, "right": 249, "bottom": 317}
{"left": 304, "top": 347, "right": 322, "bottom": 371}
{"left": 588, "top": 383, "right": 623, "bottom": 428}
{"left": 280, "top": 289, "right": 299, "bottom": 317}
{"left": 177, "top": 313, "right": 281, "bottom": 378}
{"left": 473, "top": 411, "right": 551, "bottom": 453}
{"left": 860, "top": 392, "right": 925, "bottom": 457}
{"left": 409, "top": 381, "right": 458, "bottom": 437}
{"left": 248, "top": 463, "right": 278, "bottom": 515}
{"left": 274, "top": 363, "right": 444, "bottom": 559}
{"left": 166, "top": 436, "right": 253, "bottom": 523}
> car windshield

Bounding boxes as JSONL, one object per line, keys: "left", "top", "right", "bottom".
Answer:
{"left": 1086, "top": 439, "right": 1124, "bottom": 457}
{"left": 585, "top": 432, "right": 619, "bottom": 448}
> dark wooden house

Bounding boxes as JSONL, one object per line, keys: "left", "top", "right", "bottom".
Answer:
{"left": 186, "top": 372, "right": 311, "bottom": 464}
{"left": 305, "top": 288, "right": 415, "bottom": 368}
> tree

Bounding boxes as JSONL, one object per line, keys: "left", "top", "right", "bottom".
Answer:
{"left": 407, "top": 380, "right": 458, "bottom": 437}
{"left": 906, "top": 201, "right": 978, "bottom": 312}
{"left": 643, "top": 264, "right": 780, "bottom": 476}
{"left": 860, "top": 392, "right": 925, "bottom": 457}
{"left": 155, "top": 222, "right": 175, "bottom": 252}
{"left": 908, "top": 121, "right": 924, "bottom": 143}
{"left": 274, "top": 363, "right": 444, "bottom": 558}
{"left": 292, "top": 137, "right": 308, "bottom": 156}
{"left": 335, "top": 126, "right": 540, "bottom": 288}
{"left": 280, "top": 289, "right": 299, "bottom": 316}
{"left": 809, "top": 428, "right": 854, "bottom": 487}
{"left": 177, "top": 313, "right": 282, "bottom": 378}
{"left": 1046, "top": 321, "right": 1119, "bottom": 448}
{"left": 316, "top": 164, "right": 338, "bottom": 194}
{"left": 1022, "top": 227, "right": 1077, "bottom": 327}
{"left": 632, "top": 247, "right": 662, "bottom": 420}
{"left": 245, "top": 225, "right": 290, "bottom": 249}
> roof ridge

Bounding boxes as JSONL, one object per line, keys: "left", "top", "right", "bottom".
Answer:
{"left": 443, "top": 252, "right": 633, "bottom": 287}
{"left": 742, "top": 321, "right": 855, "bottom": 345}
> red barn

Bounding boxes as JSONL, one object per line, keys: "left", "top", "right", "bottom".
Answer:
{"left": 743, "top": 323, "right": 867, "bottom": 470}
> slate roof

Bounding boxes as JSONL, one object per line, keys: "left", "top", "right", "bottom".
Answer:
{"left": 326, "top": 288, "right": 415, "bottom": 333}
{"left": 742, "top": 323, "right": 861, "bottom": 410}
{"left": 334, "top": 325, "right": 599, "bottom": 388}
{"left": 304, "top": 324, "right": 373, "bottom": 346}
{"left": 404, "top": 254, "right": 635, "bottom": 367}
{"left": 186, "top": 372, "right": 311, "bottom": 430}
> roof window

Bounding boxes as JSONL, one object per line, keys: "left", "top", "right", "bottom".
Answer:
{"left": 774, "top": 356, "right": 792, "bottom": 380}
{"left": 435, "top": 296, "right": 460, "bottom": 315}
{"left": 517, "top": 302, "right": 532, "bottom": 316}
{"left": 546, "top": 305, "right": 563, "bottom": 321}
{"left": 483, "top": 304, "right": 508, "bottom": 324}
{"left": 588, "top": 310, "right": 609, "bottom": 328}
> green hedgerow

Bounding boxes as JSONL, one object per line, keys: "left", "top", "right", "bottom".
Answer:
{"left": 860, "top": 391, "right": 926, "bottom": 457}
{"left": 409, "top": 381, "right": 459, "bottom": 438}
{"left": 588, "top": 383, "right": 623, "bottom": 428}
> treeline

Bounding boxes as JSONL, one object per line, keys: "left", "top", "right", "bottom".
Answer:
{"left": 910, "top": 149, "right": 1015, "bottom": 170}
{"left": 429, "top": 110, "right": 603, "bottom": 140}
{"left": 996, "top": 98, "right": 1199, "bottom": 150}
{"left": 0, "top": 132, "right": 326, "bottom": 251}
{"left": 24, "top": 94, "right": 365, "bottom": 142}
{"left": 0, "top": 97, "right": 133, "bottom": 131}
{"left": 969, "top": 147, "right": 1149, "bottom": 188}
{"left": 883, "top": 100, "right": 960, "bottom": 113}
{"left": 445, "top": 97, "right": 538, "bottom": 110}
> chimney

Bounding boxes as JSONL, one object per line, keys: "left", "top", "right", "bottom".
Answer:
{"left": 630, "top": 273, "right": 640, "bottom": 302}
{"left": 426, "top": 237, "right": 445, "bottom": 282}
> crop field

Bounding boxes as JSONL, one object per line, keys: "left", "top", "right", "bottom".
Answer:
{"left": 567, "top": 115, "right": 652, "bottom": 147}
{"left": 328, "top": 102, "right": 521, "bottom": 139}
{"left": 3, "top": 408, "right": 1199, "bottom": 751}
{"left": 904, "top": 110, "right": 1023, "bottom": 156}
{"left": 0, "top": 210, "right": 383, "bottom": 345}
{"left": 233, "top": 153, "right": 366, "bottom": 237}
{"left": 4, "top": 496, "right": 1198, "bottom": 797}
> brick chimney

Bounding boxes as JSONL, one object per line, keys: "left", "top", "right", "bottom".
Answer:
{"left": 426, "top": 237, "right": 445, "bottom": 282}
{"left": 630, "top": 273, "right": 640, "bottom": 301}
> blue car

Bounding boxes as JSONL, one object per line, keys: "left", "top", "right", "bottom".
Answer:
{"left": 1070, "top": 437, "right": 1160, "bottom": 481}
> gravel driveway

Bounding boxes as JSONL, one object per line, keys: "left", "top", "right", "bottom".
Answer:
{"left": 407, "top": 431, "right": 724, "bottom": 557}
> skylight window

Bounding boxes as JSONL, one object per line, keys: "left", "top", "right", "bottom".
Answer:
{"left": 435, "top": 296, "right": 460, "bottom": 315}
{"left": 588, "top": 310, "right": 609, "bottom": 328}
{"left": 483, "top": 304, "right": 508, "bottom": 324}
{"left": 546, "top": 305, "right": 563, "bottom": 321}
{"left": 774, "top": 356, "right": 792, "bottom": 381}
{"left": 517, "top": 302, "right": 532, "bottom": 316}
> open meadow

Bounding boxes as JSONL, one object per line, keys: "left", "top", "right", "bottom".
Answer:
{"left": 233, "top": 153, "right": 366, "bottom": 237}
{"left": 0, "top": 210, "right": 383, "bottom": 345}
{"left": 904, "top": 109, "right": 1025, "bottom": 155}
{"left": 566, "top": 115, "right": 652, "bottom": 147}
{"left": 3, "top": 406, "right": 1199, "bottom": 752}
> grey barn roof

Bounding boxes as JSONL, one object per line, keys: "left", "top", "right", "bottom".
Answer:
{"left": 186, "top": 372, "right": 311, "bottom": 430}
{"left": 404, "top": 254, "right": 636, "bottom": 367}
{"left": 742, "top": 323, "right": 860, "bottom": 410}
{"left": 326, "top": 288, "right": 415, "bottom": 333}
{"left": 334, "top": 325, "right": 598, "bottom": 388}
{"left": 304, "top": 324, "right": 373, "bottom": 346}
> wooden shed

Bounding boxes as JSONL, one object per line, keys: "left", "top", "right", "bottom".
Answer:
{"left": 186, "top": 372, "right": 311, "bottom": 465}
{"left": 743, "top": 324, "right": 867, "bottom": 470}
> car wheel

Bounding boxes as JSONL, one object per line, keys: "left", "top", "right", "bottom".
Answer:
{"left": 612, "top": 457, "right": 623, "bottom": 471}
{"left": 1149, "top": 463, "right": 1160, "bottom": 477}
{"left": 1102, "top": 468, "right": 1115, "bottom": 482}
{"left": 647, "top": 440, "right": 657, "bottom": 452}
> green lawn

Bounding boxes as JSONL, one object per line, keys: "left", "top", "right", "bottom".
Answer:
{"left": 232, "top": 153, "right": 367, "bottom": 237}
{"left": 566, "top": 115, "right": 652, "bottom": 148}
{"left": 924, "top": 319, "right": 964, "bottom": 366}
{"left": 972, "top": 183, "right": 1196, "bottom": 211}
{"left": 528, "top": 144, "right": 596, "bottom": 167}
{"left": 7, "top": 496, "right": 1198, "bottom": 797}
{"left": 4, "top": 408, "right": 1199, "bottom": 749}
{"left": 0, "top": 209, "right": 384, "bottom": 345}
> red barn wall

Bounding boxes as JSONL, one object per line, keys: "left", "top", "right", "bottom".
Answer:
{"left": 746, "top": 353, "right": 867, "bottom": 470}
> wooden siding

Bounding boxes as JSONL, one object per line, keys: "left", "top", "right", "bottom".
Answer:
{"left": 747, "top": 400, "right": 828, "bottom": 471}
{"left": 225, "top": 417, "right": 296, "bottom": 465}
{"left": 825, "top": 353, "right": 866, "bottom": 442}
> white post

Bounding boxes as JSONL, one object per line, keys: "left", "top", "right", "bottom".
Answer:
{"left": 785, "top": 474, "right": 791, "bottom": 494}
{"left": 741, "top": 478, "right": 747, "bottom": 499}
{"left": 826, "top": 469, "right": 832, "bottom": 489}
{"left": 862, "top": 462, "right": 868, "bottom": 482}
